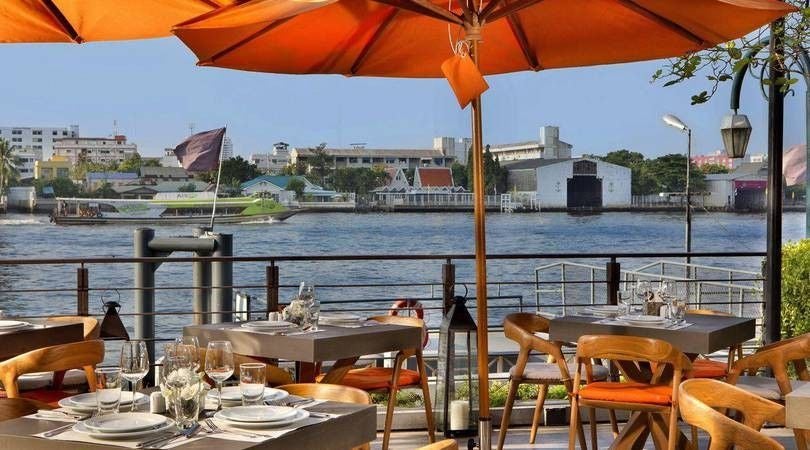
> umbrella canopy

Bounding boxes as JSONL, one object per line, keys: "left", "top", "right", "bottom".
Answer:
{"left": 0, "top": 0, "right": 236, "bottom": 43}
{"left": 173, "top": 0, "right": 795, "bottom": 444}
{"left": 173, "top": 0, "right": 794, "bottom": 77}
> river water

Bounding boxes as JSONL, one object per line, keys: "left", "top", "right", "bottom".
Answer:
{"left": 0, "top": 211, "right": 805, "bottom": 340}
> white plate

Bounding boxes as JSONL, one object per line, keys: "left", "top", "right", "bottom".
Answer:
{"left": 242, "top": 320, "right": 295, "bottom": 329}
{"left": 83, "top": 412, "right": 166, "bottom": 433}
{"left": 207, "top": 386, "right": 289, "bottom": 403}
{"left": 584, "top": 306, "right": 620, "bottom": 317}
{"left": 0, "top": 320, "right": 28, "bottom": 329}
{"left": 61, "top": 391, "right": 147, "bottom": 410}
{"left": 320, "top": 313, "right": 363, "bottom": 324}
{"left": 217, "top": 405, "right": 299, "bottom": 423}
{"left": 214, "top": 408, "right": 310, "bottom": 429}
{"left": 72, "top": 418, "right": 175, "bottom": 440}
{"left": 622, "top": 315, "right": 668, "bottom": 325}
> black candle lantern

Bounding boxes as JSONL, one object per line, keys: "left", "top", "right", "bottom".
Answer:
{"left": 435, "top": 295, "right": 478, "bottom": 437}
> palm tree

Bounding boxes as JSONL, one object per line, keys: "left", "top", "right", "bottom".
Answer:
{"left": 0, "top": 138, "right": 20, "bottom": 200}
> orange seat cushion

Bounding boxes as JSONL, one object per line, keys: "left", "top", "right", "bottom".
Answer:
{"left": 579, "top": 382, "right": 672, "bottom": 405}
{"left": 0, "top": 389, "right": 74, "bottom": 407}
{"left": 688, "top": 359, "right": 728, "bottom": 379}
{"left": 328, "top": 367, "right": 421, "bottom": 391}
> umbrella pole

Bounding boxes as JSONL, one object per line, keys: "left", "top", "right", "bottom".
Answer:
{"left": 469, "top": 38, "right": 492, "bottom": 449}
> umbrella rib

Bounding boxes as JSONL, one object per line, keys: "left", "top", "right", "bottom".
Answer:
{"left": 616, "top": 0, "right": 706, "bottom": 46}
{"left": 506, "top": 13, "right": 540, "bottom": 71}
{"left": 350, "top": 8, "right": 400, "bottom": 75}
{"left": 485, "top": 0, "right": 544, "bottom": 23}
{"left": 370, "top": 0, "right": 463, "bottom": 25}
{"left": 201, "top": 17, "right": 294, "bottom": 65}
{"left": 479, "top": 0, "right": 504, "bottom": 21}
{"left": 39, "top": 0, "right": 82, "bottom": 43}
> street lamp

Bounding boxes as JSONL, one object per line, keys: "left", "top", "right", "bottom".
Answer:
{"left": 662, "top": 114, "right": 692, "bottom": 269}
{"left": 720, "top": 112, "right": 753, "bottom": 158}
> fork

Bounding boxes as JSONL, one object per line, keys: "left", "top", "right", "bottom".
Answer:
{"left": 205, "top": 418, "right": 263, "bottom": 439}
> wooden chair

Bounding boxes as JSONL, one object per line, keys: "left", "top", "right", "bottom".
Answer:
{"left": 43, "top": 316, "right": 100, "bottom": 389}
{"left": 687, "top": 309, "right": 743, "bottom": 379}
{"left": 195, "top": 347, "right": 294, "bottom": 386}
{"left": 278, "top": 383, "right": 372, "bottom": 450}
{"left": 568, "top": 335, "right": 692, "bottom": 450}
{"left": 417, "top": 439, "right": 459, "bottom": 450}
{"left": 498, "top": 313, "right": 614, "bottom": 450}
{"left": 679, "top": 378, "right": 785, "bottom": 450}
{"left": 325, "top": 315, "right": 435, "bottom": 450}
{"left": 0, "top": 340, "right": 104, "bottom": 406}
{"left": 727, "top": 332, "right": 810, "bottom": 449}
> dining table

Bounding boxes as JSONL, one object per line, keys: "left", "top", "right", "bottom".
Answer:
{"left": 549, "top": 312, "right": 756, "bottom": 450}
{"left": 184, "top": 320, "right": 423, "bottom": 383}
{"left": 0, "top": 319, "right": 84, "bottom": 360}
{"left": 0, "top": 399, "right": 376, "bottom": 449}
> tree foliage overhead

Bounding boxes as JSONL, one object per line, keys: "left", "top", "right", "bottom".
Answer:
{"left": 652, "top": 2, "right": 809, "bottom": 104}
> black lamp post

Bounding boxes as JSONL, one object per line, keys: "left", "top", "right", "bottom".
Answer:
{"left": 435, "top": 295, "right": 479, "bottom": 438}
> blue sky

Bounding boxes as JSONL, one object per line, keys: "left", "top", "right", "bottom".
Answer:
{"left": 0, "top": 37, "right": 805, "bottom": 159}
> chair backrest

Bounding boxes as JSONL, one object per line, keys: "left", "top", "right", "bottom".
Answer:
{"left": 417, "top": 439, "right": 459, "bottom": 450}
{"left": 45, "top": 316, "right": 100, "bottom": 340}
{"left": 278, "top": 383, "right": 371, "bottom": 405}
{"left": 0, "top": 340, "right": 104, "bottom": 398}
{"left": 503, "top": 313, "right": 571, "bottom": 382}
{"left": 729, "top": 332, "right": 810, "bottom": 388}
{"left": 196, "top": 347, "right": 293, "bottom": 386}
{"left": 368, "top": 315, "right": 426, "bottom": 354}
{"left": 679, "top": 379, "right": 785, "bottom": 450}
{"left": 576, "top": 335, "right": 691, "bottom": 371}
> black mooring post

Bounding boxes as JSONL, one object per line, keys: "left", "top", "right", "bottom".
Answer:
{"left": 211, "top": 233, "right": 233, "bottom": 324}
{"left": 134, "top": 227, "right": 155, "bottom": 384}
{"left": 266, "top": 265, "right": 279, "bottom": 315}
{"left": 192, "top": 227, "right": 212, "bottom": 325}
{"left": 76, "top": 266, "right": 89, "bottom": 316}
{"left": 442, "top": 260, "right": 455, "bottom": 314}
{"left": 606, "top": 259, "right": 620, "bottom": 306}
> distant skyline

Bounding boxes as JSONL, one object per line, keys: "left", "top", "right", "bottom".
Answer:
{"left": 0, "top": 37, "right": 805, "bottom": 160}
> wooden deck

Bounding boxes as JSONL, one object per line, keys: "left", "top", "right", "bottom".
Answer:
{"left": 373, "top": 424, "right": 801, "bottom": 449}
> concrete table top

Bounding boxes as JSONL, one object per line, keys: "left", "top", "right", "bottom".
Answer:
{"left": 0, "top": 320, "right": 84, "bottom": 360}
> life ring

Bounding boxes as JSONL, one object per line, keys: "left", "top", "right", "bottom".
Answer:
{"left": 389, "top": 299, "right": 429, "bottom": 347}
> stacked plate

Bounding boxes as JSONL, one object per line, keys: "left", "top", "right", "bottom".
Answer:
{"left": 319, "top": 313, "right": 365, "bottom": 327}
{"left": 621, "top": 315, "right": 669, "bottom": 326}
{"left": 583, "top": 305, "right": 621, "bottom": 318}
{"left": 241, "top": 320, "right": 297, "bottom": 333}
{"left": 0, "top": 320, "right": 31, "bottom": 333}
{"left": 207, "top": 386, "right": 289, "bottom": 407}
{"left": 58, "top": 392, "right": 148, "bottom": 414}
{"left": 72, "top": 413, "right": 174, "bottom": 440}
{"left": 214, "top": 405, "right": 310, "bottom": 429}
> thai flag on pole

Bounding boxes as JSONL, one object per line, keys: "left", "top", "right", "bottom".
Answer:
{"left": 173, "top": 127, "right": 226, "bottom": 172}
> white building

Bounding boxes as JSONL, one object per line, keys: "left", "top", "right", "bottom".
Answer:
{"left": 0, "top": 125, "right": 79, "bottom": 158}
{"left": 222, "top": 137, "right": 234, "bottom": 160}
{"left": 11, "top": 148, "right": 42, "bottom": 180}
{"left": 490, "top": 126, "right": 572, "bottom": 162}
{"left": 291, "top": 145, "right": 452, "bottom": 169}
{"left": 160, "top": 148, "right": 181, "bottom": 168}
{"left": 53, "top": 135, "right": 138, "bottom": 166}
{"left": 433, "top": 137, "right": 472, "bottom": 165}
{"left": 250, "top": 143, "right": 291, "bottom": 173}
{"left": 505, "top": 157, "right": 631, "bottom": 208}
{"left": 703, "top": 162, "right": 767, "bottom": 210}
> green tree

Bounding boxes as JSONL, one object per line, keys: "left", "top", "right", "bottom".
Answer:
{"left": 646, "top": 154, "right": 706, "bottom": 193}
{"left": 700, "top": 163, "right": 730, "bottom": 175}
{"left": 118, "top": 153, "right": 143, "bottom": 173}
{"left": 198, "top": 156, "right": 260, "bottom": 184}
{"left": 286, "top": 178, "right": 306, "bottom": 199}
{"left": 307, "top": 143, "right": 331, "bottom": 187}
{"left": 71, "top": 161, "right": 116, "bottom": 180}
{"left": 451, "top": 162, "right": 468, "bottom": 189}
{"left": 142, "top": 158, "right": 162, "bottom": 168}
{"left": 178, "top": 182, "right": 198, "bottom": 192}
{"left": 35, "top": 177, "right": 79, "bottom": 198}
{"left": 281, "top": 160, "right": 307, "bottom": 176}
{"left": 332, "top": 167, "right": 388, "bottom": 194}
{"left": 92, "top": 182, "right": 119, "bottom": 199}
{"left": 467, "top": 145, "right": 507, "bottom": 193}
{"left": 598, "top": 149, "right": 657, "bottom": 195}
{"left": 0, "top": 138, "right": 20, "bottom": 199}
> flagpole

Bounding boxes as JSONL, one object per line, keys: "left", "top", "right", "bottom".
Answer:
{"left": 208, "top": 134, "right": 226, "bottom": 230}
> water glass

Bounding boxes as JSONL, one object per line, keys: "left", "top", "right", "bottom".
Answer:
{"left": 204, "top": 341, "right": 234, "bottom": 410}
{"left": 172, "top": 377, "right": 203, "bottom": 430}
{"left": 175, "top": 336, "right": 201, "bottom": 371}
{"left": 95, "top": 367, "right": 123, "bottom": 416}
{"left": 239, "top": 363, "right": 266, "bottom": 406}
{"left": 670, "top": 298, "right": 688, "bottom": 324}
{"left": 120, "top": 340, "right": 149, "bottom": 412}
{"left": 617, "top": 289, "right": 633, "bottom": 317}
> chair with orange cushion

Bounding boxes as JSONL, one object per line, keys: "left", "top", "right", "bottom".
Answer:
{"left": 568, "top": 335, "right": 692, "bottom": 450}
{"left": 323, "top": 315, "right": 434, "bottom": 450}
{"left": 0, "top": 340, "right": 104, "bottom": 406}
{"left": 679, "top": 378, "right": 786, "bottom": 450}
{"left": 687, "top": 309, "right": 743, "bottom": 379}
{"left": 497, "top": 313, "right": 614, "bottom": 450}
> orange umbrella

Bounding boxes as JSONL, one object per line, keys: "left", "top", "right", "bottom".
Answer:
{"left": 0, "top": 0, "right": 235, "bottom": 43}
{"left": 173, "top": 0, "right": 795, "bottom": 444}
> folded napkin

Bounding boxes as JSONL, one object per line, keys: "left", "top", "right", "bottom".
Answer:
{"left": 595, "top": 317, "right": 692, "bottom": 330}
{"left": 206, "top": 415, "right": 330, "bottom": 443}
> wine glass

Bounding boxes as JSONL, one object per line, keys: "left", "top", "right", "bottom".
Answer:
{"left": 175, "top": 336, "right": 200, "bottom": 371}
{"left": 120, "top": 340, "right": 149, "bottom": 412}
{"left": 205, "top": 341, "right": 234, "bottom": 410}
{"left": 634, "top": 280, "right": 651, "bottom": 315}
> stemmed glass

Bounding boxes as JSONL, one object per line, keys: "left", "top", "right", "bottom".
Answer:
{"left": 175, "top": 336, "right": 200, "bottom": 371}
{"left": 204, "top": 341, "right": 234, "bottom": 410}
{"left": 120, "top": 340, "right": 149, "bottom": 412}
{"left": 634, "top": 280, "right": 652, "bottom": 316}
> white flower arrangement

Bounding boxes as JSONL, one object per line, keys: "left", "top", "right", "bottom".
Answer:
{"left": 161, "top": 368, "right": 210, "bottom": 403}
{"left": 282, "top": 298, "right": 312, "bottom": 327}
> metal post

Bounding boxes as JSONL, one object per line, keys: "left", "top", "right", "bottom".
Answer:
{"left": 442, "top": 260, "right": 456, "bottom": 313}
{"left": 77, "top": 266, "right": 89, "bottom": 316}
{"left": 211, "top": 233, "right": 233, "bottom": 324}
{"left": 606, "top": 260, "right": 620, "bottom": 305}
{"left": 266, "top": 264, "right": 279, "bottom": 314}
{"left": 765, "top": 20, "right": 785, "bottom": 344}
{"left": 133, "top": 228, "right": 155, "bottom": 384}
{"left": 685, "top": 129, "right": 692, "bottom": 271}
{"left": 192, "top": 227, "right": 211, "bottom": 325}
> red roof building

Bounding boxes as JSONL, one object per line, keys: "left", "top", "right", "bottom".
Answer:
{"left": 414, "top": 167, "right": 454, "bottom": 188}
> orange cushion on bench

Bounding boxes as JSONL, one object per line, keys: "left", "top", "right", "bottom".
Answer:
{"left": 579, "top": 381, "right": 672, "bottom": 405}
{"left": 689, "top": 359, "right": 728, "bottom": 379}
{"left": 329, "top": 367, "right": 421, "bottom": 391}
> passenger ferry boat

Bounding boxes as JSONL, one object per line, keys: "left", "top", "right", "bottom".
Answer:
{"left": 51, "top": 194, "right": 298, "bottom": 225}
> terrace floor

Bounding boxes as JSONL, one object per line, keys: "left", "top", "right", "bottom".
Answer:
{"left": 374, "top": 424, "right": 800, "bottom": 449}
